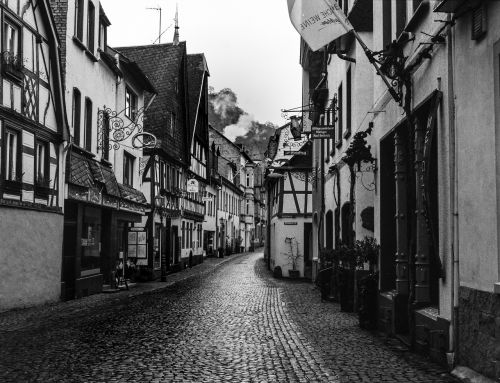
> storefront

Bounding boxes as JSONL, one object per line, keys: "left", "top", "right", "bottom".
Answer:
{"left": 62, "top": 151, "right": 147, "bottom": 300}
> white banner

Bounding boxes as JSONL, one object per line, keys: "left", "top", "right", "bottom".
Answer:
{"left": 287, "top": 0, "right": 353, "bottom": 52}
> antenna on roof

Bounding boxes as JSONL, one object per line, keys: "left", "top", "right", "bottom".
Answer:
{"left": 173, "top": 3, "right": 179, "bottom": 46}
{"left": 146, "top": 6, "right": 162, "bottom": 44}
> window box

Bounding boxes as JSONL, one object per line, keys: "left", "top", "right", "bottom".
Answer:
{"left": 2, "top": 179, "right": 22, "bottom": 195}
{"left": 1, "top": 51, "right": 23, "bottom": 81}
{"left": 35, "top": 184, "right": 52, "bottom": 199}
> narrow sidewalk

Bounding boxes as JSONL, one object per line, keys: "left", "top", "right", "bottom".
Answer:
{"left": 0, "top": 250, "right": 257, "bottom": 332}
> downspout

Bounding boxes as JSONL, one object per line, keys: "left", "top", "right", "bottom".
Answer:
{"left": 447, "top": 13, "right": 459, "bottom": 370}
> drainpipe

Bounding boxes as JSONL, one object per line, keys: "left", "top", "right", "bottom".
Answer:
{"left": 447, "top": 14, "right": 459, "bottom": 370}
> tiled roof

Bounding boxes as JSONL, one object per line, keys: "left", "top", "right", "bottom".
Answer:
{"left": 118, "top": 183, "right": 147, "bottom": 204}
{"left": 100, "top": 165, "right": 122, "bottom": 198}
{"left": 67, "top": 152, "right": 94, "bottom": 188}
{"left": 115, "top": 43, "right": 188, "bottom": 163}
{"left": 66, "top": 151, "right": 121, "bottom": 198}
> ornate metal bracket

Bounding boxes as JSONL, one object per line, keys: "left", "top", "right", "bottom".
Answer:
{"left": 97, "top": 106, "right": 157, "bottom": 151}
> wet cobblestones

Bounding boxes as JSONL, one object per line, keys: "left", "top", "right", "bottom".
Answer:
{"left": 0, "top": 252, "right": 456, "bottom": 382}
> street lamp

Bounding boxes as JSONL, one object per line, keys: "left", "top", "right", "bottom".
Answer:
{"left": 155, "top": 194, "right": 167, "bottom": 282}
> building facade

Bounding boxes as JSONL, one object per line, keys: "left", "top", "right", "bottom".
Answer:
{"left": 51, "top": 0, "right": 153, "bottom": 299}
{"left": 295, "top": 0, "right": 500, "bottom": 379}
{"left": 0, "top": 0, "right": 68, "bottom": 309}
{"left": 265, "top": 124, "right": 312, "bottom": 278}
{"left": 209, "top": 126, "right": 255, "bottom": 253}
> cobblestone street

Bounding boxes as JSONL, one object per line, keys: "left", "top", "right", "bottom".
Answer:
{"left": 0, "top": 251, "right": 456, "bottom": 382}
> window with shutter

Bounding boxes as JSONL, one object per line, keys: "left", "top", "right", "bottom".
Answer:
{"left": 471, "top": 4, "right": 487, "bottom": 40}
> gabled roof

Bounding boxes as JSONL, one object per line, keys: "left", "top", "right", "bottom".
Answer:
{"left": 209, "top": 126, "right": 254, "bottom": 164}
{"left": 116, "top": 42, "right": 188, "bottom": 162}
{"left": 106, "top": 47, "right": 156, "bottom": 94}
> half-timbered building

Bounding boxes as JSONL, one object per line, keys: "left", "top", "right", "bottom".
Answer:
{"left": 265, "top": 124, "right": 312, "bottom": 278}
{"left": 185, "top": 53, "right": 210, "bottom": 264}
{"left": 1, "top": 0, "right": 68, "bottom": 309}
{"left": 118, "top": 41, "right": 210, "bottom": 275}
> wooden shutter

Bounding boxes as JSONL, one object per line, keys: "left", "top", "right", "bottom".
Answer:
{"left": 471, "top": 4, "right": 487, "bottom": 40}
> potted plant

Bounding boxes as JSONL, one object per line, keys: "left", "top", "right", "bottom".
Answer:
{"left": 355, "top": 237, "right": 380, "bottom": 329}
{"left": 285, "top": 237, "right": 302, "bottom": 278}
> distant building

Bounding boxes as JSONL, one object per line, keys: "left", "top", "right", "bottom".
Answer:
{"left": 209, "top": 127, "right": 255, "bottom": 253}
{"left": 264, "top": 123, "right": 312, "bottom": 278}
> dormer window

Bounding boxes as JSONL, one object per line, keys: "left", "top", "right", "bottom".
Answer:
{"left": 125, "top": 87, "right": 137, "bottom": 121}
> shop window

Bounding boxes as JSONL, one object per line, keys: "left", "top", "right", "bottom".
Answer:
{"left": 74, "top": 0, "right": 84, "bottom": 41}
{"left": 81, "top": 215, "right": 101, "bottom": 272}
{"left": 154, "top": 224, "right": 161, "bottom": 269}
{"left": 72, "top": 88, "right": 81, "bottom": 146}
{"left": 84, "top": 97, "right": 92, "bottom": 151}
{"left": 471, "top": 4, "right": 487, "bottom": 41}
{"left": 123, "top": 152, "right": 135, "bottom": 187}
{"left": 4, "top": 129, "right": 20, "bottom": 182}
{"left": 125, "top": 87, "right": 137, "bottom": 121}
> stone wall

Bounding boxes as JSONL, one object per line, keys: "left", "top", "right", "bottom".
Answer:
{"left": 458, "top": 286, "right": 500, "bottom": 380}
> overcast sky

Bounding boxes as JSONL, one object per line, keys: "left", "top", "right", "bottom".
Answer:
{"left": 99, "top": 0, "right": 302, "bottom": 126}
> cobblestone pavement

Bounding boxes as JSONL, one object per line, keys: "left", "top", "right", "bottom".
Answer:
{"left": 0, "top": 251, "right": 456, "bottom": 382}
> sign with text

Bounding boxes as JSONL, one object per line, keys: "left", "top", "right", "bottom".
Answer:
{"left": 287, "top": 0, "right": 353, "bottom": 52}
{"left": 311, "top": 126, "right": 335, "bottom": 139}
{"left": 186, "top": 179, "right": 199, "bottom": 193}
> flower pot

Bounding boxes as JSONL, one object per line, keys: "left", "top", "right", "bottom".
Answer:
{"left": 288, "top": 269, "right": 300, "bottom": 279}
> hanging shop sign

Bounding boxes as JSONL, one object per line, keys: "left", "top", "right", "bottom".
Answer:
{"left": 311, "top": 108, "right": 336, "bottom": 139}
{"left": 311, "top": 126, "right": 336, "bottom": 139}
{"left": 202, "top": 196, "right": 214, "bottom": 202}
{"left": 186, "top": 179, "right": 199, "bottom": 193}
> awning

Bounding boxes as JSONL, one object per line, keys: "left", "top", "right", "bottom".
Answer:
{"left": 66, "top": 149, "right": 148, "bottom": 213}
